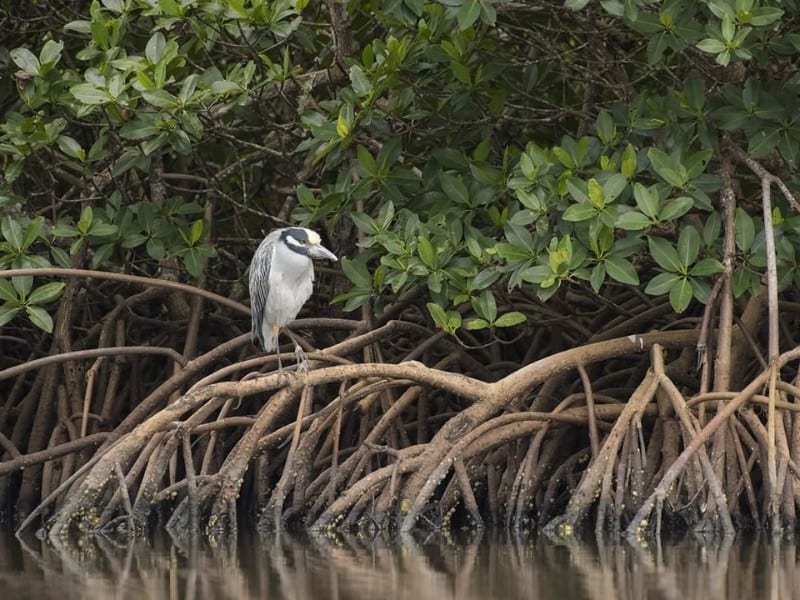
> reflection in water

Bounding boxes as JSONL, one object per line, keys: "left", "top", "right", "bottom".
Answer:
{"left": 0, "top": 528, "right": 797, "bottom": 599}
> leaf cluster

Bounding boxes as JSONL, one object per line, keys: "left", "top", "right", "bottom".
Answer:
{"left": 2, "top": 0, "right": 800, "bottom": 337}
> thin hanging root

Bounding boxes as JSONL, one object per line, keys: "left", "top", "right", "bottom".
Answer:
{"left": 180, "top": 427, "right": 199, "bottom": 536}
{"left": 398, "top": 412, "right": 551, "bottom": 532}
{"left": 577, "top": 364, "right": 599, "bottom": 459}
{"left": 113, "top": 461, "right": 133, "bottom": 530}
{"left": 543, "top": 366, "right": 660, "bottom": 536}
{"left": 314, "top": 447, "right": 426, "bottom": 530}
{"left": 101, "top": 433, "right": 162, "bottom": 526}
{"left": 506, "top": 432, "right": 538, "bottom": 528}
{"left": 511, "top": 426, "right": 555, "bottom": 526}
{"left": 626, "top": 346, "right": 800, "bottom": 538}
{"left": 740, "top": 410, "right": 800, "bottom": 504}
{"left": 731, "top": 419, "right": 760, "bottom": 524}
{"left": 263, "top": 387, "right": 311, "bottom": 528}
{"left": 657, "top": 374, "right": 734, "bottom": 534}
{"left": 594, "top": 454, "right": 615, "bottom": 537}
{"left": 612, "top": 427, "right": 632, "bottom": 527}
{"left": 369, "top": 455, "right": 403, "bottom": 527}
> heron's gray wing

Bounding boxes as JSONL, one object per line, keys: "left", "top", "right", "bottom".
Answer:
{"left": 248, "top": 231, "right": 279, "bottom": 349}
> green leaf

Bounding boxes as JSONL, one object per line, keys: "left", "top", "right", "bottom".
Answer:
{"left": 146, "top": 238, "right": 165, "bottom": 260}
{"left": 563, "top": 203, "right": 598, "bottom": 222}
{"left": 605, "top": 256, "right": 640, "bottom": 285}
{"left": 669, "top": 277, "right": 693, "bottom": 312}
{"left": 648, "top": 236, "right": 682, "bottom": 272}
{"left": 721, "top": 14, "right": 735, "bottom": 43}
{"left": 621, "top": 144, "right": 637, "bottom": 178}
{"left": 183, "top": 247, "right": 203, "bottom": 277}
{"left": 645, "top": 271, "right": 680, "bottom": 295}
{"left": 91, "top": 242, "right": 115, "bottom": 269}
{"left": 77, "top": 205, "right": 93, "bottom": 235}
{"left": 356, "top": 145, "right": 377, "bottom": 177}
{"left": 340, "top": 257, "right": 372, "bottom": 288}
{"left": 494, "top": 311, "right": 527, "bottom": 327}
{"left": 589, "top": 262, "right": 605, "bottom": 292}
{"left": 178, "top": 74, "right": 198, "bottom": 105}
{"left": 691, "top": 258, "right": 724, "bottom": 276}
{"left": 553, "top": 146, "right": 576, "bottom": 169}
{"left": 457, "top": 0, "right": 481, "bottom": 30}
{"left": 27, "top": 282, "right": 65, "bottom": 305}
{"left": 351, "top": 212, "right": 377, "bottom": 234}
{"left": 659, "top": 196, "right": 693, "bottom": 221}
{"left": 464, "top": 317, "right": 489, "bottom": 330}
{"left": 587, "top": 178, "right": 604, "bottom": 208}
{"left": 141, "top": 89, "right": 178, "bottom": 108}
{"left": 602, "top": 173, "right": 628, "bottom": 203}
{"left": 439, "top": 172, "right": 469, "bottom": 205}
{"left": 349, "top": 64, "right": 372, "bottom": 97}
{"left": 417, "top": 236, "right": 436, "bottom": 268}
{"left": 715, "top": 49, "right": 732, "bottom": 67}
{"left": 39, "top": 40, "right": 64, "bottom": 68}
{"left": 119, "top": 119, "right": 161, "bottom": 140}
{"left": 566, "top": 178, "right": 588, "bottom": 204}
{"left": 677, "top": 226, "right": 700, "bottom": 267}
{"left": 159, "top": 0, "right": 183, "bottom": 16}
{"left": 0, "top": 279, "right": 18, "bottom": 302}
{"left": 446, "top": 311, "right": 462, "bottom": 333}
{"left": 88, "top": 222, "right": 118, "bottom": 237}
{"left": 735, "top": 207, "right": 755, "bottom": 251}
{"left": 57, "top": 135, "right": 85, "bottom": 160}
{"left": 146, "top": 31, "right": 167, "bottom": 64}
{"left": 548, "top": 235, "right": 573, "bottom": 275}
{"left": 71, "top": 84, "right": 112, "bottom": 105}
{"left": 750, "top": 7, "right": 784, "bottom": 26}
{"left": 633, "top": 183, "right": 658, "bottom": 218}
{"left": 697, "top": 38, "right": 728, "bottom": 54}
{"left": 748, "top": 129, "right": 780, "bottom": 157}
{"left": 595, "top": 110, "right": 616, "bottom": 145}
{"left": 10, "top": 47, "right": 40, "bottom": 75}
{"left": 189, "top": 219, "right": 204, "bottom": 245}
{"left": 377, "top": 201, "right": 394, "bottom": 230}
{"left": 471, "top": 268, "right": 500, "bottom": 291}
{"left": 647, "top": 148, "right": 687, "bottom": 188}
{"left": 424, "top": 268, "right": 444, "bottom": 294}
{"left": 1, "top": 217, "right": 23, "bottom": 249}
{"left": 50, "top": 246, "right": 71, "bottom": 268}
{"left": 336, "top": 106, "right": 352, "bottom": 138}
{"left": 427, "top": 302, "right": 448, "bottom": 328}
{"left": 22, "top": 217, "right": 44, "bottom": 250}
{"left": 0, "top": 304, "right": 21, "bottom": 328}
{"left": 472, "top": 290, "right": 497, "bottom": 323}
{"left": 565, "top": 0, "right": 591, "bottom": 10}
{"left": 703, "top": 212, "right": 721, "bottom": 246}
{"left": 26, "top": 305, "right": 54, "bottom": 332}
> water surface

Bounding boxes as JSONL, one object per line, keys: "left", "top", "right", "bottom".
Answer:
{"left": 0, "top": 528, "right": 796, "bottom": 599}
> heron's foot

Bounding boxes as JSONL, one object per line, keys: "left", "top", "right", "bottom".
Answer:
{"left": 276, "top": 368, "right": 294, "bottom": 385}
{"left": 274, "top": 350, "right": 295, "bottom": 384}
{"left": 242, "top": 370, "right": 267, "bottom": 381}
{"left": 294, "top": 344, "right": 308, "bottom": 374}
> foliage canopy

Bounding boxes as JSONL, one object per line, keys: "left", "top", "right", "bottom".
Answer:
{"left": 0, "top": 0, "right": 799, "bottom": 335}
{"left": 5, "top": 0, "right": 800, "bottom": 541}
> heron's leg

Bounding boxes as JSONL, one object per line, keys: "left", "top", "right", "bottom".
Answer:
{"left": 284, "top": 328, "right": 308, "bottom": 373}
{"left": 272, "top": 322, "right": 284, "bottom": 374}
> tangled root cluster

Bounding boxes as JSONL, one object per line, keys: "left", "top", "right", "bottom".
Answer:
{"left": 2, "top": 269, "right": 799, "bottom": 547}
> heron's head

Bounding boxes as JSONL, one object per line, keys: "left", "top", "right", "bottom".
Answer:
{"left": 282, "top": 227, "right": 338, "bottom": 261}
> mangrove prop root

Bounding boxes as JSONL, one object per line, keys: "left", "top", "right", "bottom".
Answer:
{"left": 5, "top": 300, "right": 800, "bottom": 543}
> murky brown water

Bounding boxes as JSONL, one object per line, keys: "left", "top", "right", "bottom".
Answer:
{"left": 0, "top": 528, "right": 796, "bottom": 599}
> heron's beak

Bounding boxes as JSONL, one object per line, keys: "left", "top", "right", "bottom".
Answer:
{"left": 310, "top": 244, "right": 338, "bottom": 261}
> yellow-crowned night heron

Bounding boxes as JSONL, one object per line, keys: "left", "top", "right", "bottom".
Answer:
{"left": 249, "top": 227, "right": 337, "bottom": 372}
